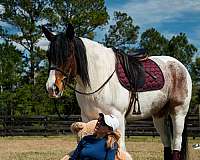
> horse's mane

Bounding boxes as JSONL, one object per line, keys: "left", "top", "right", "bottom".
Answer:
{"left": 74, "top": 37, "right": 90, "bottom": 87}
{"left": 48, "top": 33, "right": 68, "bottom": 67}
{"left": 48, "top": 33, "right": 90, "bottom": 87}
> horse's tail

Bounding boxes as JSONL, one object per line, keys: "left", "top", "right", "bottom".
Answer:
{"left": 181, "top": 116, "right": 188, "bottom": 160}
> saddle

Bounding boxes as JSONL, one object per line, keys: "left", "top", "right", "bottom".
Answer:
{"left": 114, "top": 48, "right": 146, "bottom": 90}
{"left": 114, "top": 48, "right": 165, "bottom": 115}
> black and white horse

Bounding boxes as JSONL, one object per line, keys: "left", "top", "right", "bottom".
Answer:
{"left": 43, "top": 24, "right": 192, "bottom": 160}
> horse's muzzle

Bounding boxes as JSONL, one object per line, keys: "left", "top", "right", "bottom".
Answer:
{"left": 47, "top": 84, "right": 63, "bottom": 98}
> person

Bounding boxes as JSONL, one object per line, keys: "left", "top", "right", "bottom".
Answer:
{"left": 69, "top": 113, "right": 121, "bottom": 160}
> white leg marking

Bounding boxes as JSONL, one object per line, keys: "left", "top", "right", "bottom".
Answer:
{"left": 46, "top": 70, "right": 56, "bottom": 90}
{"left": 153, "top": 115, "right": 172, "bottom": 148}
{"left": 170, "top": 113, "right": 186, "bottom": 151}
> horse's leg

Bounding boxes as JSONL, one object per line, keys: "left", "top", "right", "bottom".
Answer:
{"left": 170, "top": 113, "right": 187, "bottom": 160}
{"left": 119, "top": 115, "right": 126, "bottom": 151}
{"left": 153, "top": 115, "right": 172, "bottom": 160}
{"left": 112, "top": 109, "right": 126, "bottom": 151}
{"left": 80, "top": 110, "right": 90, "bottom": 122}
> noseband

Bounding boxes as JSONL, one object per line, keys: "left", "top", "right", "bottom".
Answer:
{"left": 49, "top": 67, "right": 71, "bottom": 78}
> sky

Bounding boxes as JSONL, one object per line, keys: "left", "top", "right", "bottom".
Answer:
{"left": 0, "top": 1, "right": 200, "bottom": 57}
{"left": 103, "top": 0, "right": 200, "bottom": 57}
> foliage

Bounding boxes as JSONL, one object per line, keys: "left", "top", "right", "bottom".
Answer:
{"left": 140, "top": 29, "right": 197, "bottom": 67}
{"left": 0, "top": 42, "right": 23, "bottom": 88}
{"left": 0, "top": 1, "right": 199, "bottom": 116}
{"left": 0, "top": 0, "right": 109, "bottom": 116}
{"left": 105, "top": 11, "right": 139, "bottom": 52}
{"left": 140, "top": 28, "right": 168, "bottom": 56}
{"left": 49, "top": 0, "right": 109, "bottom": 38}
{"left": 0, "top": 42, "right": 23, "bottom": 116}
{"left": 167, "top": 33, "right": 197, "bottom": 67}
{"left": 191, "top": 57, "right": 200, "bottom": 106}
{"left": 192, "top": 57, "right": 200, "bottom": 82}
{"left": 1, "top": 0, "right": 52, "bottom": 83}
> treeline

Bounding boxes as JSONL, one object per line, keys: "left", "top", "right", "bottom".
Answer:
{"left": 0, "top": 0, "right": 199, "bottom": 117}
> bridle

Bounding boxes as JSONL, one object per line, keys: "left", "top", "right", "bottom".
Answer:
{"left": 48, "top": 38, "right": 116, "bottom": 95}
{"left": 48, "top": 66, "right": 116, "bottom": 95}
{"left": 47, "top": 37, "right": 116, "bottom": 120}
{"left": 49, "top": 64, "right": 115, "bottom": 120}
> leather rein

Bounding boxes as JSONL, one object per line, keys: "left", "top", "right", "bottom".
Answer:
{"left": 49, "top": 67, "right": 116, "bottom": 95}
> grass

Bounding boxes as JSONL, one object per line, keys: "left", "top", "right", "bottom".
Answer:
{"left": 0, "top": 136, "right": 199, "bottom": 160}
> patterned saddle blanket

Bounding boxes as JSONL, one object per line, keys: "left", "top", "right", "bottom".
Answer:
{"left": 115, "top": 52, "right": 165, "bottom": 92}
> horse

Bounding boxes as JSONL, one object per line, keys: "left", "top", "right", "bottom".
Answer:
{"left": 42, "top": 24, "right": 192, "bottom": 160}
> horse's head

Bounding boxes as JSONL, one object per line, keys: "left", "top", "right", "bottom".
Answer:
{"left": 42, "top": 24, "right": 90, "bottom": 98}
{"left": 42, "top": 24, "right": 77, "bottom": 98}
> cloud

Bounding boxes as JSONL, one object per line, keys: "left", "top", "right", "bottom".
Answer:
{"left": 12, "top": 38, "right": 49, "bottom": 52}
{"left": 107, "top": 0, "right": 200, "bottom": 26}
{"left": 105, "top": 0, "right": 200, "bottom": 57}
{"left": 162, "top": 31, "right": 176, "bottom": 40}
{"left": 36, "top": 37, "right": 49, "bottom": 51}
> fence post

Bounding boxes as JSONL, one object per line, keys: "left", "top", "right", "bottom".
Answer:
{"left": 44, "top": 116, "right": 48, "bottom": 137}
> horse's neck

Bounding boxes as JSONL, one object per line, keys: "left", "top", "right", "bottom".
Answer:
{"left": 78, "top": 38, "right": 115, "bottom": 91}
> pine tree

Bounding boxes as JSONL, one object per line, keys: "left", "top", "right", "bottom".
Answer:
{"left": 105, "top": 11, "right": 139, "bottom": 52}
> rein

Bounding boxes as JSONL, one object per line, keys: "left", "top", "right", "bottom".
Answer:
{"left": 49, "top": 67, "right": 116, "bottom": 95}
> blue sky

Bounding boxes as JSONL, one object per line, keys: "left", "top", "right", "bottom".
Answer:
{"left": 102, "top": 0, "right": 200, "bottom": 57}
{"left": 1, "top": 1, "right": 200, "bottom": 57}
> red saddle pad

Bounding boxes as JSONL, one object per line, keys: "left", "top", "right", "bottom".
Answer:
{"left": 116, "top": 58, "right": 165, "bottom": 92}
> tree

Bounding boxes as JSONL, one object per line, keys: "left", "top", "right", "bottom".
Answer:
{"left": 191, "top": 57, "right": 200, "bottom": 107}
{"left": 51, "top": 0, "right": 109, "bottom": 38}
{"left": 0, "top": 42, "right": 23, "bottom": 91}
{"left": 1, "top": 0, "right": 109, "bottom": 83}
{"left": 0, "top": 42, "right": 23, "bottom": 116}
{"left": 140, "top": 28, "right": 168, "bottom": 56}
{"left": 105, "top": 11, "right": 139, "bottom": 52}
{"left": 192, "top": 57, "right": 200, "bottom": 82}
{"left": 167, "top": 33, "right": 197, "bottom": 67}
{"left": 1, "top": 0, "right": 51, "bottom": 84}
{"left": 0, "top": 0, "right": 109, "bottom": 116}
{"left": 140, "top": 29, "right": 197, "bottom": 68}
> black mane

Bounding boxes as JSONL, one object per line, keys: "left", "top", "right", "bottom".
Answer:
{"left": 48, "top": 33, "right": 68, "bottom": 67}
{"left": 74, "top": 37, "right": 90, "bottom": 87}
{"left": 48, "top": 33, "right": 90, "bottom": 87}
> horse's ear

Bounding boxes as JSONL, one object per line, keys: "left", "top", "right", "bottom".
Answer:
{"left": 66, "top": 23, "right": 75, "bottom": 40}
{"left": 42, "top": 26, "right": 54, "bottom": 41}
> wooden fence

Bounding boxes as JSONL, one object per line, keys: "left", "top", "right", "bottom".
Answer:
{"left": 0, "top": 114, "right": 199, "bottom": 138}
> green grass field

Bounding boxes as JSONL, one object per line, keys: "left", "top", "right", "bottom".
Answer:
{"left": 0, "top": 136, "right": 199, "bottom": 160}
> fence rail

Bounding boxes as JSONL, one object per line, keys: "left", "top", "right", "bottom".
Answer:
{"left": 0, "top": 114, "right": 199, "bottom": 138}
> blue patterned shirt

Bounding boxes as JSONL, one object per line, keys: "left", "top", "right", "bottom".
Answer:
{"left": 70, "top": 135, "right": 117, "bottom": 160}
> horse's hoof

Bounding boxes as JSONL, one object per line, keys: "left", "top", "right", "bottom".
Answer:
{"left": 172, "top": 150, "right": 180, "bottom": 160}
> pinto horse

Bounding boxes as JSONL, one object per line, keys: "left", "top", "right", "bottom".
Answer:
{"left": 43, "top": 24, "right": 192, "bottom": 160}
